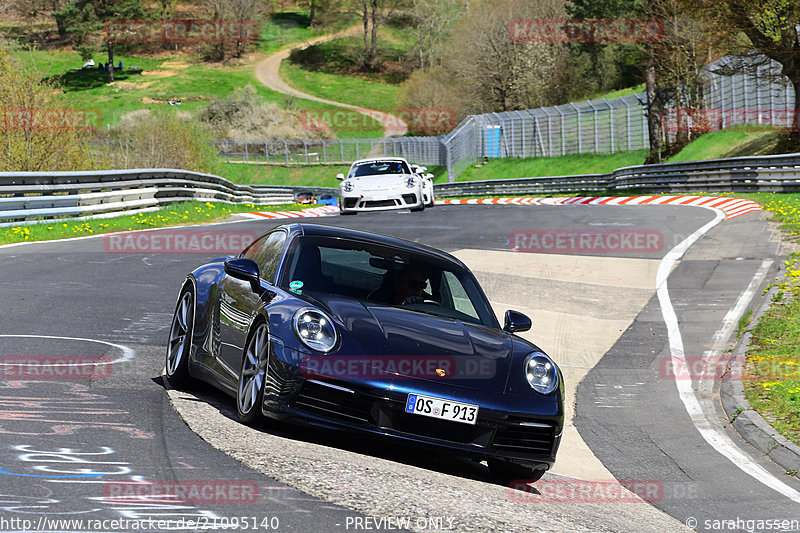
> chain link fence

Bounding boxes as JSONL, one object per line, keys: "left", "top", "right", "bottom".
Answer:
{"left": 214, "top": 137, "right": 445, "bottom": 167}
{"left": 215, "top": 55, "right": 796, "bottom": 182}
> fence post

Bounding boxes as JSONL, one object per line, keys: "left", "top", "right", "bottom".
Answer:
{"left": 604, "top": 99, "right": 615, "bottom": 154}
{"left": 626, "top": 102, "right": 632, "bottom": 151}
{"left": 225, "top": 139, "right": 230, "bottom": 163}
{"left": 283, "top": 140, "right": 289, "bottom": 165}
{"left": 265, "top": 141, "right": 269, "bottom": 164}
{"left": 587, "top": 100, "right": 599, "bottom": 153}
{"left": 569, "top": 103, "right": 582, "bottom": 154}
{"left": 542, "top": 107, "right": 553, "bottom": 157}
{"left": 244, "top": 141, "right": 249, "bottom": 163}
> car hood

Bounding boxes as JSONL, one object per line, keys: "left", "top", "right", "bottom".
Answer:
{"left": 344, "top": 174, "right": 415, "bottom": 192}
{"left": 304, "top": 293, "right": 512, "bottom": 394}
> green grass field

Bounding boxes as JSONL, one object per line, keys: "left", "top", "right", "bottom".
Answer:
{"left": 11, "top": 11, "right": 364, "bottom": 136}
{"left": 279, "top": 31, "right": 410, "bottom": 116}
{"left": 257, "top": 11, "right": 358, "bottom": 56}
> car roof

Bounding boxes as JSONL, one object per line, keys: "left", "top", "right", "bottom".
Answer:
{"left": 283, "top": 223, "right": 466, "bottom": 268}
{"left": 350, "top": 157, "right": 408, "bottom": 165}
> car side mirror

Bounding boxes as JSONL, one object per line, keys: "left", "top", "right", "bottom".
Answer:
{"left": 423, "top": 173, "right": 434, "bottom": 180}
{"left": 503, "top": 310, "right": 531, "bottom": 333}
{"left": 336, "top": 173, "right": 345, "bottom": 180}
{"left": 224, "top": 258, "right": 260, "bottom": 286}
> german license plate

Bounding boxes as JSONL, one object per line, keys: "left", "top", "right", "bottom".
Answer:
{"left": 405, "top": 393, "right": 478, "bottom": 425}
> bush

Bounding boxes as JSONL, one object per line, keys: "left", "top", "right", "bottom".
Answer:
{"left": 200, "top": 85, "right": 332, "bottom": 140}
{"left": 104, "top": 109, "right": 219, "bottom": 173}
{"left": 0, "top": 42, "right": 97, "bottom": 171}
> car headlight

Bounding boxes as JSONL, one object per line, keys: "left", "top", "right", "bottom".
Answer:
{"left": 293, "top": 308, "right": 337, "bottom": 353}
{"left": 342, "top": 180, "right": 354, "bottom": 192}
{"left": 406, "top": 177, "right": 416, "bottom": 188}
{"left": 524, "top": 352, "right": 558, "bottom": 394}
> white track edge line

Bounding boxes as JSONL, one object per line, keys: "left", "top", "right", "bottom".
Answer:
{"left": 657, "top": 207, "right": 800, "bottom": 503}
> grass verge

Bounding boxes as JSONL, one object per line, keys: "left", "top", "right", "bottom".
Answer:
{"left": 667, "top": 126, "right": 785, "bottom": 162}
{"left": 744, "top": 252, "right": 800, "bottom": 447}
{"left": 215, "top": 163, "right": 447, "bottom": 186}
{"left": 218, "top": 163, "right": 350, "bottom": 187}
{"left": 456, "top": 151, "right": 649, "bottom": 181}
{"left": 738, "top": 192, "right": 800, "bottom": 447}
{"left": 0, "top": 201, "right": 308, "bottom": 246}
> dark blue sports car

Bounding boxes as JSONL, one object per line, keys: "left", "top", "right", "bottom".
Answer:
{"left": 165, "top": 223, "right": 563, "bottom": 481}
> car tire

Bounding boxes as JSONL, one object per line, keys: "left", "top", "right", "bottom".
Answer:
{"left": 165, "top": 287, "right": 195, "bottom": 387}
{"left": 340, "top": 210, "right": 357, "bottom": 216}
{"left": 237, "top": 322, "right": 269, "bottom": 425}
{"left": 488, "top": 459, "right": 546, "bottom": 483}
{"left": 410, "top": 202, "right": 425, "bottom": 212}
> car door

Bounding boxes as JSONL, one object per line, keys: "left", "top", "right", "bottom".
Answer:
{"left": 217, "top": 230, "right": 287, "bottom": 383}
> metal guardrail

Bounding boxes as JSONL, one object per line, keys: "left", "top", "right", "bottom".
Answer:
{"left": 433, "top": 152, "right": 800, "bottom": 197}
{"left": 3, "top": 152, "right": 799, "bottom": 226}
{"left": 0, "top": 168, "right": 337, "bottom": 226}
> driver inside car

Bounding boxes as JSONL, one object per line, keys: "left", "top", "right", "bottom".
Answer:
{"left": 370, "top": 267, "right": 433, "bottom": 305}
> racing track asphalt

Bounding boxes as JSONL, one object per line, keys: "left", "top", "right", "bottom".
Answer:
{"left": 0, "top": 203, "right": 794, "bottom": 532}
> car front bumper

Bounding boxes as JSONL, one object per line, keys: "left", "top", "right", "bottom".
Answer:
{"left": 262, "top": 374, "right": 563, "bottom": 469}
{"left": 339, "top": 190, "right": 424, "bottom": 212}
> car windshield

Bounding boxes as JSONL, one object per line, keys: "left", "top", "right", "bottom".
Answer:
{"left": 351, "top": 160, "right": 410, "bottom": 177}
{"left": 281, "top": 236, "right": 498, "bottom": 328}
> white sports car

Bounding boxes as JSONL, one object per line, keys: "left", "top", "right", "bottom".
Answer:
{"left": 337, "top": 157, "right": 434, "bottom": 215}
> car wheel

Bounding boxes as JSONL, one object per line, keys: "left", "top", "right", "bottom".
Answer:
{"left": 165, "top": 287, "right": 195, "bottom": 387}
{"left": 410, "top": 201, "right": 425, "bottom": 212}
{"left": 340, "top": 210, "right": 357, "bottom": 216}
{"left": 237, "top": 322, "right": 269, "bottom": 425}
{"left": 488, "top": 459, "right": 546, "bottom": 483}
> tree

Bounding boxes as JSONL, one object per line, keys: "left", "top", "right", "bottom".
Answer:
{"left": 709, "top": 0, "right": 800, "bottom": 147}
{"left": 55, "top": 0, "right": 145, "bottom": 82}
{"left": 201, "top": 0, "right": 262, "bottom": 61}
{"left": 567, "top": 0, "right": 647, "bottom": 97}
{"left": 441, "top": 0, "right": 569, "bottom": 113}
{"left": 406, "top": 0, "right": 464, "bottom": 70}
{"left": 346, "top": 0, "right": 399, "bottom": 71}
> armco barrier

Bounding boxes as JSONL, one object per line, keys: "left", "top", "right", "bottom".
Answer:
{"left": 433, "top": 152, "right": 800, "bottom": 197}
{"left": 0, "top": 168, "right": 337, "bottom": 226}
{"left": 2, "top": 152, "right": 799, "bottom": 226}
